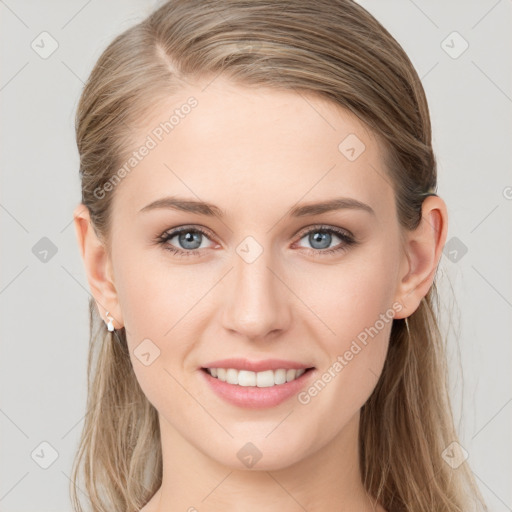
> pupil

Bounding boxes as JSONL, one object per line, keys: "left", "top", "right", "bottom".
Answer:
{"left": 181, "top": 231, "right": 201, "bottom": 249}
{"left": 311, "top": 231, "right": 330, "bottom": 249}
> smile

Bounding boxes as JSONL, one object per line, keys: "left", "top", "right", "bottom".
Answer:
{"left": 200, "top": 366, "right": 316, "bottom": 409}
{"left": 204, "top": 367, "right": 312, "bottom": 387}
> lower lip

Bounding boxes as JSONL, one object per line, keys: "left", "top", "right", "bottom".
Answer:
{"left": 199, "top": 368, "right": 316, "bottom": 409}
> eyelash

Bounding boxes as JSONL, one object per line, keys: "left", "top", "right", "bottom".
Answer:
{"left": 155, "top": 224, "right": 357, "bottom": 258}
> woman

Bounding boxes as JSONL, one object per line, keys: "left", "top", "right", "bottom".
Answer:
{"left": 71, "top": 1, "right": 488, "bottom": 510}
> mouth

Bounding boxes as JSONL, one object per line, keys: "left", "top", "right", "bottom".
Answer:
{"left": 201, "top": 367, "right": 315, "bottom": 387}
{"left": 200, "top": 364, "right": 317, "bottom": 409}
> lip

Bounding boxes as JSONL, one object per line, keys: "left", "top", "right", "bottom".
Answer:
{"left": 199, "top": 366, "right": 316, "bottom": 409}
{"left": 201, "top": 358, "right": 312, "bottom": 372}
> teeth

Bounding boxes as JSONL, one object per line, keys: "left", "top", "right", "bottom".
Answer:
{"left": 206, "top": 367, "right": 308, "bottom": 386}
{"left": 226, "top": 368, "right": 238, "bottom": 385}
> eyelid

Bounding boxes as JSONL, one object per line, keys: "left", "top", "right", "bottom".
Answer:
{"left": 158, "top": 224, "right": 218, "bottom": 247}
{"left": 294, "top": 223, "right": 354, "bottom": 240}
{"left": 156, "top": 223, "right": 356, "bottom": 257}
{"left": 159, "top": 223, "right": 354, "bottom": 245}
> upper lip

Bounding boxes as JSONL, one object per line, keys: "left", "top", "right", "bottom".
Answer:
{"left": 201, "top": 358, "right": 314, "bottom": 372}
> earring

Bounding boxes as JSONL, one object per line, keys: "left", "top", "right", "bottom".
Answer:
{"left": 404, "top": 316, "right": 411, "bottom": 339}
{"left": 105, "top": 311, "right": 115, "bottom": 332}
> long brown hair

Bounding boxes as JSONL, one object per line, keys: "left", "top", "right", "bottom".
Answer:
{"left": 71, "top": 1, "right": 488, "bottom": 510}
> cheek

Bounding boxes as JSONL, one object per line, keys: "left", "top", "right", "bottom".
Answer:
{"left": 304, "top": 241, "right": 400, "bottom": 343}
{"left": 297, "top": 240, "right": 399, "bottom": 398}
{"left": 291, "top": 277, "right": 395, "bottom": 452}
{"left": 113, "top": 251, "right": 213, "bottom": 387}
{"left": 114, "top": 246, "right": 202, "bottom": 336}
{"left": 113, "top": 257, "right": 200, "bottom": 415}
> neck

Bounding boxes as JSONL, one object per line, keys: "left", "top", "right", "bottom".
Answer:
{"left": 144, "top": 411, "right": 385, "bottom": 512}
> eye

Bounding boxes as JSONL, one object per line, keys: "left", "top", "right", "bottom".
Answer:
{"left": 155, "top": 226, "right": 216, "bottom": 258}
{"left": 294, "top": 225, "right": 356, "bottom": 256}
{"left": 155, "top": 224, "right": 357, "bottom": 258}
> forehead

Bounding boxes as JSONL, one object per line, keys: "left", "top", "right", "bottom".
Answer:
{"left": 112, "top": 77, "right": 394, "bottom": 223}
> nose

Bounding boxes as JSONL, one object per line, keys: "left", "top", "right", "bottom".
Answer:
{"left": 221, "top": 247, "right": 292, "bottom": 341}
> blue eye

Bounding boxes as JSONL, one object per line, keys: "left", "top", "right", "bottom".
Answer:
{"left": 155, "top": 224, "right": 356, "bottom": 258}
{"left": 156, "top": 226, "right": 214, "bottom": 258}
{"left": 295, "top": 226, "right": 356, "bottom": 255}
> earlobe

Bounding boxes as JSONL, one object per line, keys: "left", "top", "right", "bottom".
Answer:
{"left": 73, "top": 203, "right": 123, "bottom": 330}
{"left": 393, "top": 196, "right": 448, "bottom": 319}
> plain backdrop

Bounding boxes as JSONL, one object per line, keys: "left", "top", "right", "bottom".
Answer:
{"left": 1, "top": 1, "right": 511, "bottom": 510}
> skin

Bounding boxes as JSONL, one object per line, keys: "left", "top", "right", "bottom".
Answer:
{"left": 74, "top": 77, "right": 447, "bottom": 512}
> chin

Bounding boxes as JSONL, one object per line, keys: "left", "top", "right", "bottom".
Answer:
{"left": 205, "top": 434, "right": 316, "bottom": 472}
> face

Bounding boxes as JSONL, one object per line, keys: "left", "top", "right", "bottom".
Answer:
{"left": 103, "top": 77, "right": 408, "bottom": 470}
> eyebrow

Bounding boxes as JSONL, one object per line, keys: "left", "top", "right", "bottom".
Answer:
{"left": 138, "top": 196, "right": 375, "bottom": 218}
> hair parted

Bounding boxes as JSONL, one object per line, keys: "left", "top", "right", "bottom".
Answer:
{"left": 71, "top": 1, "right": 488, "bottom": 511}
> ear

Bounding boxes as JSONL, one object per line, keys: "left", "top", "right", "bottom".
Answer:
{"left": 73, "top": 203, "right": 124, "bottom": 330}
{"left": 393, "top": 195, "right": 448, "bottom": 319}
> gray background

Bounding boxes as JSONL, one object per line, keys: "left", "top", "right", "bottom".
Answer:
{"left": 1, "top": 0, "right": 511, "bottom": 510}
